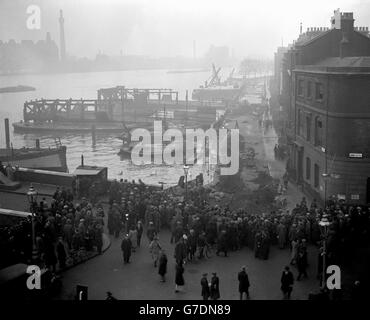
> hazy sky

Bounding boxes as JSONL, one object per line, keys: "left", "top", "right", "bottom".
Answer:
{"left": 0, "top": 0, "right": 369, "bottom": 59}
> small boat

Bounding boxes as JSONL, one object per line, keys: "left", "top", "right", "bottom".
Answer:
{"left": 0, "top": 145, "right": 68, "bottom": 172}
{"left": 0, "top": 135, "right": 67, "bottom": 172}
{"left": 0, "top": 85, "right": 36, "bottom": 94}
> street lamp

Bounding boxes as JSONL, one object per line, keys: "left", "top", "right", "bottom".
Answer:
{"left": 319, "top": 214, "right": 331, "bottom": 289}
{"left": 183, "top": 165, "right": 189, "bottom": 202}
{"left": 125, "top": 213, "right": 129, "bottom": 234}
{"left": 27, "top": 185, "right": 39, "bottom": 263}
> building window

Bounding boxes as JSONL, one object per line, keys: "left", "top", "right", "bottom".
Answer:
{"left": 315, "top": 82, "right": 324, "bottom": 100}
{"left": 314, "top": 116, "right": 323, "bottom": 147}
{"left": 306, "top": 157, "right": 311, "bottom": 180}
{"left": 298, "top": 109, "right": 304, "bottom": 136}
{"left": 307, "top": 81, "right": 312, "bottom": 98}
{"left": 298, "top": 79, "right": 304, "bottom": 96}
{"left": 306, "top": 116, "right": 311, "bottom": 141}
{"left": 314, "top": 164, "right": 320, "bottom": 188}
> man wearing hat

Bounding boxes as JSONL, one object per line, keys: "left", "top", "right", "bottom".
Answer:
{"left": 121, "top": 234, "right": 132, "bottom": 264}
{"left": 238, "top": 266, "right": 250, "bottom": 300}
{"left": 210, "top": 272, "right": 220, "bottom": 300}
{"left": 200, "top": 273, "right": 210, "bottom": 300}
{"left": 174, "top": 236, "right": 187, "bottom": 265}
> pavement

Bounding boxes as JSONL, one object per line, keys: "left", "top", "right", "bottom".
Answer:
{"left": 57, "top": 228, "right": 319, "bottom": 300}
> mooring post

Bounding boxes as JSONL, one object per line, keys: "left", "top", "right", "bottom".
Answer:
{"left": 4, "top": 118, "right": 10, "bottom": 149}
{"left": 92, "top": 124, "right": 96, "bottom": 146}
{"left": 185, "top": 90, "right": 189, "bottom": 124}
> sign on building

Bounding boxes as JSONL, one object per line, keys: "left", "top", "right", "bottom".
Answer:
{"left": 351, "top": 194, "right": 360, "bottom": 200}
{"left": 349, "top": 153, "right": 363, "bottom": 158}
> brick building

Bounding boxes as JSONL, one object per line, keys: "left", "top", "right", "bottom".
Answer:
{"left": 278, "top": 9, "right": 370, "bottom": 204}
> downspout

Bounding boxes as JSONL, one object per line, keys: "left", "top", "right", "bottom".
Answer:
{"left": 324, "top": 74, "right": 330, "bottom": 207}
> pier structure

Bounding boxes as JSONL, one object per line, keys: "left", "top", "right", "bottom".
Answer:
{"left": 16, "top": 86, "right": 228, "bottom": 133}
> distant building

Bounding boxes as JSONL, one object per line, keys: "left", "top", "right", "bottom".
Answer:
{"left": 0, "top": 33, "right": 59, "bottom": 74}
{"left": 278, "top": 9, "right": 370, "bottom": 204}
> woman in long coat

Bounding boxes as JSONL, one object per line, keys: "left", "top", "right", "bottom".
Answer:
{"left": 290, "top": 239, "right": 299, "bottom": 265}
{"left": 175, "top": 261, "right": 185, "bottom": 293}
{"left": 128, "top": 226, "right": 138, "bottom": 252}
{"left": 149, "top": 236, "right": 162, "bottom": 267}
{"left": 277, "top": 222, "right": 287, "bottom": 249}
{"left": 158, "top": 251, "right": 168, "bottom": 282}
{"left": 136, "top": 220, "right": 144, "bottom": 247}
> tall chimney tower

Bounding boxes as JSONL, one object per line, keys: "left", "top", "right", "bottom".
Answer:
{"left": 59, "top": 9, "right": 66, "bottom": 61}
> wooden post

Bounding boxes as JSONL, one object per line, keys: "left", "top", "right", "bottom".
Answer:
{"left": 4, "top": 118, "right": 10, "bottom": 149}
{"left": 92, "top": 125, "right": 96, "bottom": 146}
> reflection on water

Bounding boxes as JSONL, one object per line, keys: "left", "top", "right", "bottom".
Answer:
{"left": 0, "top": 68, "right": 230, "bottom": 185}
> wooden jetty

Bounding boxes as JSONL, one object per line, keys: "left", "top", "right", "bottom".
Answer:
{"left": 13, "top": 87, "right": 229, "bottom": 133}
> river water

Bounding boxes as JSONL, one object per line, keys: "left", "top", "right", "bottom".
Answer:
{"left": 0, "top": 68, "right": 235, "bottom": 186}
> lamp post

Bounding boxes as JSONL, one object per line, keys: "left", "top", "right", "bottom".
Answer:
{"left": 125, "top": 213, "right": 129, "bottom": 234}
{"left": 183, "top": 165, "right": 189, "bottom": 202}
{"left": 319, "top": 214, "right": 331, "bottom": 289}
{"left": 27, "top": 185, "right": 39, "bottom": 263}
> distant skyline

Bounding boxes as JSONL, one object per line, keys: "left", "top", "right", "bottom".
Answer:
{"left": 0, "top": 0, "right": 369, "bottom": 60}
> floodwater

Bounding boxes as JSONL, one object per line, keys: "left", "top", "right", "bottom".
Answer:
{"left": 0, "top": 68, "right": 234, "bottom": 186}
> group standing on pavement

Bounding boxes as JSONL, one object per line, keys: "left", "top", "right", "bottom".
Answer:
{"left": 107, "top": 177, "right": 370, "bottom": 300}
{"left": 3, "top": 173, "right": 369, "bottom": 300}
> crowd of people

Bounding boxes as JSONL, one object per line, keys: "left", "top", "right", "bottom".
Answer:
{"left": 0, "top": 186, "right": 104, "bottom": 271}
{"left": 106, "top": 177, "right": 370, "bottom": 299}
{"left": 1, "top": 174, "right": 369, "bottom": 299}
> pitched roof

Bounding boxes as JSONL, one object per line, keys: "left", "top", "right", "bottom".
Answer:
{"left": 295, "top": 29, "right": 332, "bottom": 46}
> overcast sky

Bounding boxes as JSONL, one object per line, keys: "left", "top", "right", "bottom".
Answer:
{"left": 0, "top": 0, "right": 369, "bottom": 59}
